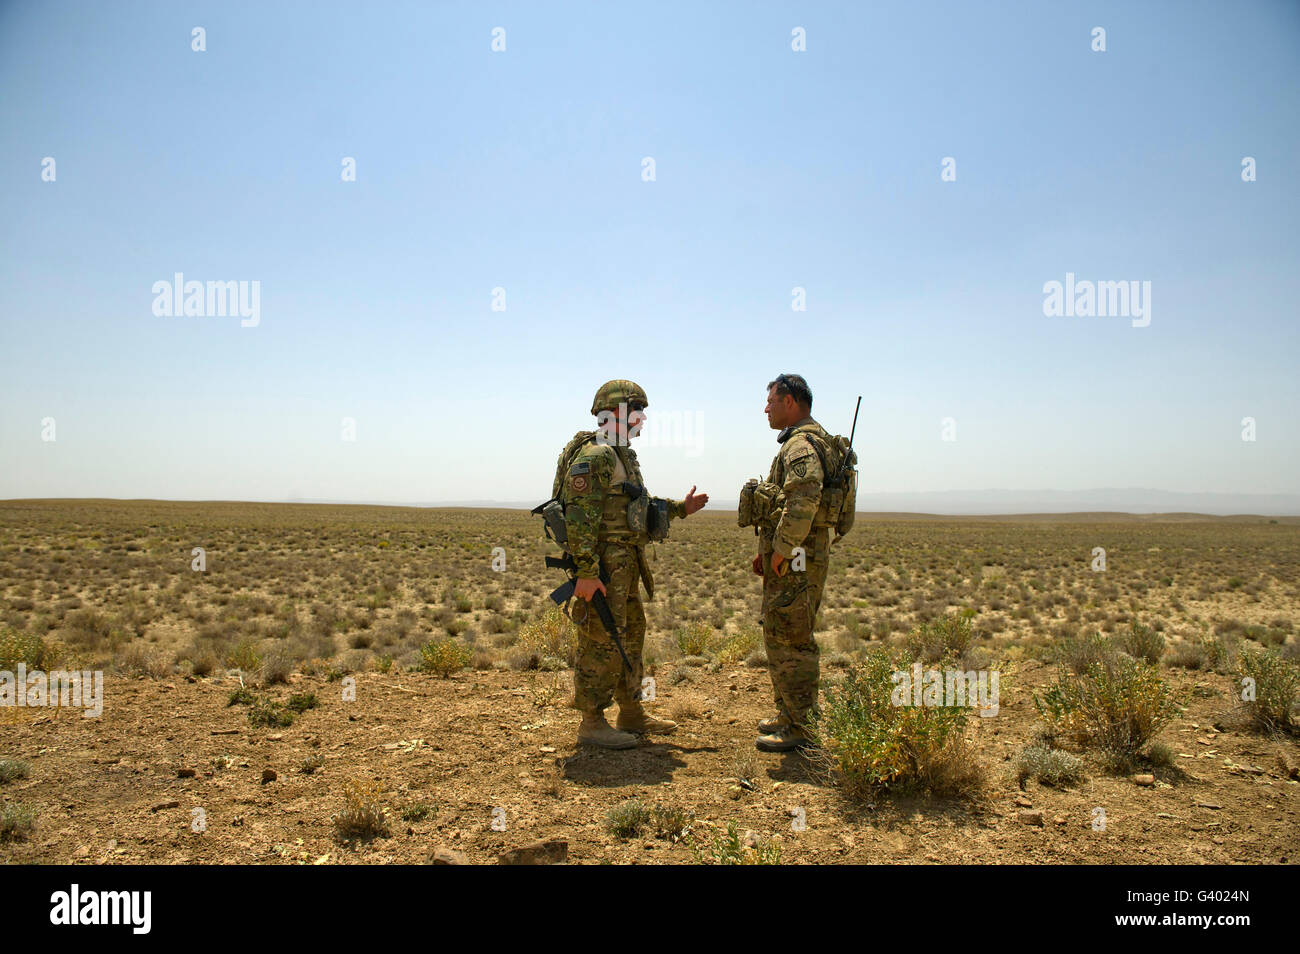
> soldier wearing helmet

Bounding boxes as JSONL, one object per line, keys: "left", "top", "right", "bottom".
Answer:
{"left": 554, "top": 380, "right": 709, "bottom": 748}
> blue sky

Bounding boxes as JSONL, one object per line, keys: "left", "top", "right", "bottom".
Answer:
{"left": 2, "top": 0, "right": 1297, "bottom": 507}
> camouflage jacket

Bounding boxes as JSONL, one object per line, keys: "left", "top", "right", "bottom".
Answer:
{"left": 762, "top": 417, "right": 832, "bottom": 558}
{"left": 559, "top": 434, "right": 687, "bottom": 578}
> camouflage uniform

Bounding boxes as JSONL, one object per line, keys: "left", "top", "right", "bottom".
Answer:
{"left": 558, "top": 382, "right": 687, "bottom": 726}
{"left": 758, "top": 417, "right": 839, "bottom": 732}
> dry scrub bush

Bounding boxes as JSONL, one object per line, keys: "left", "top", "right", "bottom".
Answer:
{"left": 1034, "top": 656, "right": 1179, "bottom": 764}
{"left": 1235, "top": 647, "right": 1298, "bottom": 732}
{"left": 1116, "top": 620, "right": 1165, "bottom": 665}
{"left": 809, "top": 648, "right": 986, "bottom": 799}
{"left": 418, "top": 637, "right": 472, "bottom": 677}
{"left": 332, "top": 778, "right": 390, "bottom": 842}
{"left": 514, "top": 606, "right": 577, "bottom": 665}
{"left": 904, "top": 610, "right": 977, "bottom": 665}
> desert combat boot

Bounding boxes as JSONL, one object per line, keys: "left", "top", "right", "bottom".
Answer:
{"left": 616, "top": 699, "right": 678, "bottom": 735}
{"left": 578, "top": 711, "right": 639, "bottom": 749}
{"left": 757, "top": 709, "right": 792, "bottom": 734}
{"left": 755, "top": 726, "right": 813, "bottom": 753}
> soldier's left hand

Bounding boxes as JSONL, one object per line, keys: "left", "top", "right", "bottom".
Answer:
{"left": 770, "top": 552, "right": 788, "bottom": 576}
{"left": 683, "top": 485, "right": 709, "bottom": 515}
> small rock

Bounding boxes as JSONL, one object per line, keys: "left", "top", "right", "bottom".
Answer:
{"left": 430, "top": 847, "right": 470, "bottom": 865}
{"left": 1197, "top": 801, "right": 1223, "bottom": 810}
{"left": 1014, "top": 795, "right": 1033, "bottom": 807}
{"left": 261, "top": 769, "right": 277, "bottom": 784}
{"left": 1133, "top": 774, "right": 1155, "bottom": 786}
{"left": 498, "top": 839, "right": 568, "bottom": 865}
{"left": 1054, "top": 816, "right": 1067, "bottom": 826}
{"left": 1018, "top": 810, "right": 1045, "bottom": 827}
{"left": 727, "top": 785, "right": 744, "bottom": 800}
{"left": 177, "top": 768, "right": 196, "bottom": 778}
{"left": 150, "top": 800, "right": 180, "bottom": 813}
{"left": 73, "top": 845, "right": 90, "bottom": 858}
{"left": 743, "top": 830, "right": 760, "bottom": 849}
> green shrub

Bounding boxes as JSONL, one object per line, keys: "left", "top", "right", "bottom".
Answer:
{"left": 1117, "top": 620, "right": 1165, "bottom": 665}
{"left": 605, "top": 799, "right": 651, "bottom": 839}
{"left": 717, "top": 624, "right": 761, "bottom": 666}
{"left": 689, "top": 821, "right": 781, "bottom": 865}
{"left": 0, "top": 626, "right": 58, "bottom": 670}
{"left": 287, "top": 692, "right": 319, "bottom": 714}
{"left": 401, "top": 802, "right": 432, "bottom": 823}
{"left": 226, "top": 638, "right": 262, "bottom": 672}
{"left": 1035, "top": 656, "right": 1179, "bottom": 762}
{"left": 1055, "top": 632, "right": 1117, "bottom": 675}
{"left": 651, "top": 805, "right": 693, "bottom": 843}
{"left": 0, "top": 758, "right": 31, "bottom": 784}
{"left": 674, "top": 621, "right": 714, "bottom": 657}
{"left": 808, "top": 648, "right": 984, "bottom": 797}
{"left": 0, "top": 803, "right": 36, "bottom": 842}
{"left": 1235, "top": 647, "right": 1298, "bottom": 731}
{"left": 419, "top": 638, "right": 472, "bottom": 677}
{"left": 904, "top": 610, "right": 976, "bottom": 664}
{"left": 247, "top": 697, "right": 295, "bottom": 728}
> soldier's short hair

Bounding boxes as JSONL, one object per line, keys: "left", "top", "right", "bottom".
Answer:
{"left": 767, "top": 373, "right": 813, "bottom": 411}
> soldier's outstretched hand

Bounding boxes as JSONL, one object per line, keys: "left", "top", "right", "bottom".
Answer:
{"left": 683, "top": 485, "right": 709, "bottom": 515}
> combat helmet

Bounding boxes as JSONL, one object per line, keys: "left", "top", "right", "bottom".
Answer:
{"left": 590, "top": 379, "right": 649, "bottom": 416}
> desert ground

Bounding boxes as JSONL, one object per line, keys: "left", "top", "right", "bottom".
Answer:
{"left": 1, "top": 499, "right": 1296, "bottom": 864}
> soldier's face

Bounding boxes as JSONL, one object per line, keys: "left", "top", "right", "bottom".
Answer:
{"left": 765, "top": 387, "right": 794, "bottom": 429}
{"left": 596, "top": 404, "right": 645, "bottom": 445}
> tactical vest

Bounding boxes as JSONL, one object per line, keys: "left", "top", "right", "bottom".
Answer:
{"left": 553, "top": 433, "right": 650, "bottom": 545}
{"left": 765, "top": 422, "right": 857, "bottom": 537}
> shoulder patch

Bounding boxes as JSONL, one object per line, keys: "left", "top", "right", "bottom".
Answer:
{"left": 569, "top": 473, "right": 591, "bottom": 493}
{"left": 568, "top": 460, "right": 591, "bottom": 477}
{"left": 790, "top": 456, "right": 812, "bottom": 478}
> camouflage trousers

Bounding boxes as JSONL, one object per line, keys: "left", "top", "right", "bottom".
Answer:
{"left": 760, "top": 528, "right": 831, "bottom": 730}
{"left": 570, "top": 543, "right": 645, "bottom": 714}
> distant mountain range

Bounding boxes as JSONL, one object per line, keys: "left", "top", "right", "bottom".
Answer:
{"left": 286, "top": 488, "right": 1300, "bottom": 516}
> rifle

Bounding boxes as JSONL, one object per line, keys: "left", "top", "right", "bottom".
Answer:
{"left": 532, "top": 500, "right": 636, "bottom": 674}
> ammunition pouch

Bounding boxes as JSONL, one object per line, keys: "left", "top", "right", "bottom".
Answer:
{"left": 625, "top": 486, "right": 650, "bottom": 536}
{"left": 738, "top": 478, "right": 784, "bottom": 529}
{"left": 646, "top": 497, "right": 670, "bottom": 542}
{"left": 532, "top": 498, "right": 570, "bottom": 548}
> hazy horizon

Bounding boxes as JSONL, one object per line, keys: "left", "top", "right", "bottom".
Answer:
{"left": 3, "top": 2, "right": 1297, "bottom": 505}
